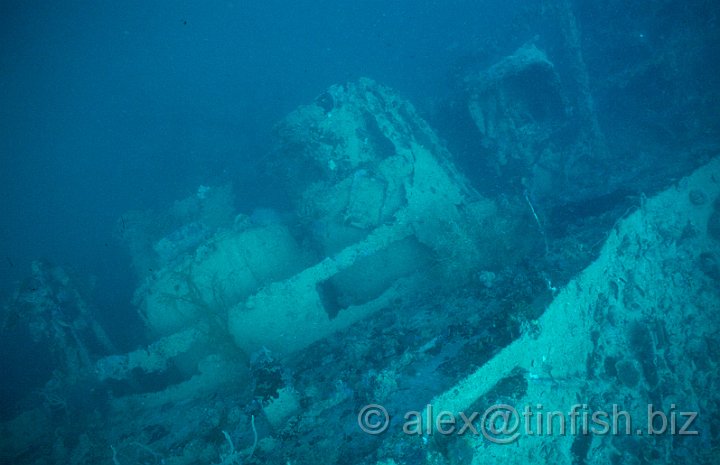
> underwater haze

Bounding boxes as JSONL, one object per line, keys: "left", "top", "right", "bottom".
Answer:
{"left": 0, "top": 0, "right": 520, "bottom": 419}
{"left": 0, "top": 0, "right": 522, "bottom": 301}
{"left": 1, "top": 1, "right": 719, "bottom": 464}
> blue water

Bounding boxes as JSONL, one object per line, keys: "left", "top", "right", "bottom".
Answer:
{"left": 0, "top": 0, "right": 528, "bottom": 418}
{"left": 0, "top": 0, "right": 523, "bottom": 293}
{"left": 1, "top": 1, "right": 718, "bottom": 463}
